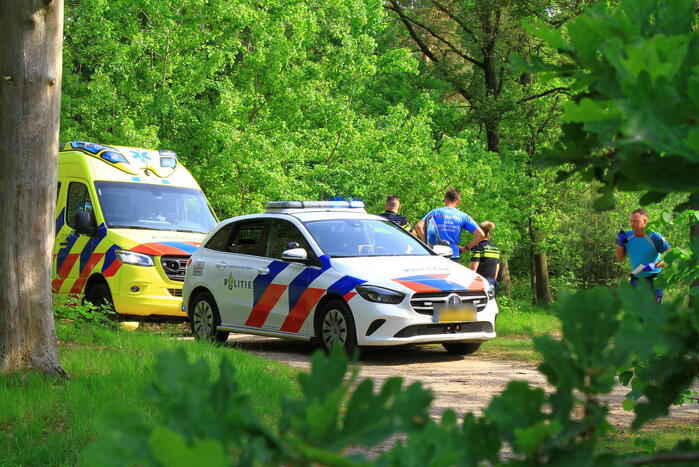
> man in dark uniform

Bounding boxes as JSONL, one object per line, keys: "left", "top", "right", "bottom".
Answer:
{"left": 378, "top": 195, "right": 410, "bottom": 230}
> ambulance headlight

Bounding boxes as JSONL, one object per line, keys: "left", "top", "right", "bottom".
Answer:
{"left": 116, "top": 249, "right": 154, "bottom": 267}
{"left": 356, "top": 285, "right": 405, "bottom": 304}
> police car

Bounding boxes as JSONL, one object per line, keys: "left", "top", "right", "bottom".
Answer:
{"left": 182, "top": 201, "right": 497, "bottom": 355}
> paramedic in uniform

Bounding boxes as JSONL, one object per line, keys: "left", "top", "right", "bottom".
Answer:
{"left": 615, "top": 208, "right": 671, "bottom": 303}
{"left": 414, "top": 188, "right": 485, "bottom": 263}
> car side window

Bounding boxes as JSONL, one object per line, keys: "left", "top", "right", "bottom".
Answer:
{"left": 204, "top": 223, "right": 235, "bottom": 252}
{"left": 266, "top": 219, "right": 315, "bottom": 260}
{"left": 226, "top": 221, "right": 266, "bottom": 256}
{"left": 66, "top": 182, "right": 93, "bottom": 229}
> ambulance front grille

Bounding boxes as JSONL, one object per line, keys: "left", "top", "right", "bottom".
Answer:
{"left": 410, "top": 291, "right": 488, "bottom": 315}
{"left": 161, "top": 256, "right": 189, "bottom": 282}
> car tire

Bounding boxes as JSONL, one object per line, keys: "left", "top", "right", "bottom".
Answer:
{"left": 190, "top": 291, "right": 229, "bottom": 343}
{"left": 442, "top": 342, "right": 481, "bottom": 355}
{"left": 84, "top": 282, "right": 117, "bottom": 317}
{"left": 316, "top": 299, "right": 358, "bottom": 355}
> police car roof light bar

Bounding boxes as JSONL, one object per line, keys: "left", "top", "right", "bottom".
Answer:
{"left": 265, "top": 200, "right": 366, "bottom": 211}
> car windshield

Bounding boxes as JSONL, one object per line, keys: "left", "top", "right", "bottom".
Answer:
{"left": 304, "top": 219, "right": 433, "bottom": 257}
{"left": 94, "top": 181, "right": 216, "bottom": 233}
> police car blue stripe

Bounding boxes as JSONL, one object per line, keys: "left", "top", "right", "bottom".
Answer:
{"left": 327, "top": 275, "right": 366, "bottom": 296}
{"left": 287, "top": 255, "right": 332, "bottom": 311}
{"left": 395, "top": 274, "right": 468, "bottom": 292}
{"left": 253, "top": 261, "right": 289, "bottom": 307}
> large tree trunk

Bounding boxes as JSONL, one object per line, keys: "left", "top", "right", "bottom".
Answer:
{"left": 497, "top": 259, "right": 511, "bottom": 298}
{"left": 0, "top": 0, "right": 65, "bottom": 376}
{"left": 534, "top": 253, "right": 553, "bottom": 305}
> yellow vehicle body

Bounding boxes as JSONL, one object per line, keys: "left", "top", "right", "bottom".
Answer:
{"left": 53, "top": 141, "right": 216, "bottom": 319}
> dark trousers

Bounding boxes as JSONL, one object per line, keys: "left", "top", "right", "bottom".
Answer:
{"left": 485, "top": 277, "right": 498, "bottom": 297}
{"left": 630, "top": 273, "right": 663, "bottom": 304}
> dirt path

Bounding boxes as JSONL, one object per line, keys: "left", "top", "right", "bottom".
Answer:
{"left": 226, "top": 334, "right": 698, "bottom": 456}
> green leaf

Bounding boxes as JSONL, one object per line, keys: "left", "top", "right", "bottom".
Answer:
{"left": 622, "top": 398, "right": 635, "bottom": 411}
{"left": 149, "top": 427, "right": 227, "bottom": 467}
{"left": 562, "top": 98, "right": 620, "bottom": 123}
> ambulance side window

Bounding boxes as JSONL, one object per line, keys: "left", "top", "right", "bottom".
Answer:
{"left": 227, "top": 221, "right": 266, "bottom": 256}
{"left": 204, "top": 223, "right": 235, "bottom": 252}
{"left": 266, "top": 220, "right": 315, "bottom": 261}
{"left": 66, "top": 182, "right": 93, "bottom": 229}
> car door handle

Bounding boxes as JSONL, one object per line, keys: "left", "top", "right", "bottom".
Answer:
{"left": 215, "top": 262, "right": 228, "bottom": 269}
{"left": 257, "top": 267, "right": 270, "bottom": 274}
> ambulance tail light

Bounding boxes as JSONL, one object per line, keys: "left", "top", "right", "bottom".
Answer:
{"left": 116, "top": 249, "right": 155, "bottom": 267}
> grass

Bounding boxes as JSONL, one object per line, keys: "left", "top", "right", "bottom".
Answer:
{"left": 480, "top": 297, "right": 561, "bottom": 361}
{"left": 599, "top": 418, "right": 699, "bottom": 459}
{"left": 0, "top": 324, "right": 300, "bottom": 466}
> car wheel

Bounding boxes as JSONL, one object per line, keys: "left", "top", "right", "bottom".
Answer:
{"left": 84, "top": 282, "right": 117, "bottom": 318}
{"left": 190, "top": 292, "right": 229, "bottom": 343}
{"left": 442, "top": 342, "right": 481, "bottom": 355}
{"left": 316, "top": 299, "right": 358, "bottom": 354}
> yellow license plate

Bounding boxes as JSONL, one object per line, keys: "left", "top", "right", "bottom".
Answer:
{"left": 433, "top": 303, "right": 477, "bottom": 323}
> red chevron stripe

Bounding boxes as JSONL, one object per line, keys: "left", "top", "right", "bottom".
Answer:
{"left": 245, "top": 284, "right": 287, "bottom": 328}
{"left": 392, "top": 280, "right": 441, "bottom": 293}
{"left": 70, "top": 253, "right": 105, "bottom": 294}
{"left": 280, "top": 288, "right": 325, "bottom": 333}
{"left": 52, "top": 253, "right": 80, "bottom": 293}
{"left": 131, "top": 243, "right": 189, "bottom": 256}
{"left": 468, "top": 276, "right": 486, "bottom": 291}
{"left": 343, "top": 292, "right": 357, "bottom": 302}
{"left": 103, "top": 258, "right": 123, "bottom": 277}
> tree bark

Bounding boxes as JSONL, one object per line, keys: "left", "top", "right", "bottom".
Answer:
{"left": 534, "top": 253, "right": 553, "bottom": 305}
{"left": 690, "top": 193, "right": 699, "bottom": 306}
{"left": 497, "top": 259, "right": 511, "bottom": 298}
{"left": 0, "top": 0, "right": 65, "bottom": 376}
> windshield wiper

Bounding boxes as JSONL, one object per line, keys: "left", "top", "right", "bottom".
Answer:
{"left": 173, "top": 229, "right": 207, "bottom": 234}
{"left": 108, "top": 225, "right": 156, "bottom": 230}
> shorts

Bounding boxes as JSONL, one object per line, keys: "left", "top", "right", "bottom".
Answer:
{"left": 630, "top": 274, "right": 663, "bottom": 304}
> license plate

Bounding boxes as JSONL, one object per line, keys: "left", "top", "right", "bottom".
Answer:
{"left": 432, "top": 302, "right": 477, "bottom": 323}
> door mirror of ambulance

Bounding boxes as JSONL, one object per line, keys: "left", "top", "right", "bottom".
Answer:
{"left": 281, "top": 247, "right": 308, "bottom": 263}
{"left": 75, "top": 211, "right": 97, "bottom": 236}
{"left": 432, "top": 244, "right": 452, "bottom": 257}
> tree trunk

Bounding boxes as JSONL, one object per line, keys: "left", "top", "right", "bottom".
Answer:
{"left": 534, "top": 252, "right": 553, "bottom": 305}
{"left": 0, "top": 0, "right": 65, "bottom": 376}
{"left": 497, "top": 259, "right": 511, "bottom": 298}
{"left": 690, "top": 193, "right": 699, "bottom": 306}
{"left": 528, "top": 216, "right": 538, "bottom": 303}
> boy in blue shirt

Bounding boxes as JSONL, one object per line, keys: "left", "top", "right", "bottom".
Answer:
{"left": 615, "top": 208, "right": 671, "bottom": 303}
{"left": 414, "top": 189, "right": 485, "bottom": 263}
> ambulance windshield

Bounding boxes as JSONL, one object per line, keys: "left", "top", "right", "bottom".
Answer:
{"left": 94, "top": 181, "right": 216, "bottom": 233}
{"left": 305, "top": 219, "right": 433, "bottom": 257}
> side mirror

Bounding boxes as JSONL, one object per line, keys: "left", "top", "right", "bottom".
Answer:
{"left": 432, "top": 244, "right": 452, "bottom": 257}
{"left": 281, "top": 247, "right": 308, "bottom": 263}
{"left": 75, "top": 211, "right": 97, "bottom": 236}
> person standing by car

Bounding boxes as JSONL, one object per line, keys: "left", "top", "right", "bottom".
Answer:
{"left": 615, "top": 208, "right": 671, "bottom": 303}
{"left": 378, "top": 195, "right": 411, "bottom": 230}
{"left": 414, "top": 188, "right": 485, "bottom": 263}
{"left": 468, "top": 221, "right": 500, "bottom": 295}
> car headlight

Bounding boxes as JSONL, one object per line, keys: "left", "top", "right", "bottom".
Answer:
{"left": 356, "top": 285, "right": 405, "bottom": 304}
{"left": 116, "top": 249, "right": 155, "bottom": 267}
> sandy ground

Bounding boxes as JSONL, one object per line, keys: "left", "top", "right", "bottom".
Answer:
{"left": 225, "top": 334, "right": 698, "bottom": 457}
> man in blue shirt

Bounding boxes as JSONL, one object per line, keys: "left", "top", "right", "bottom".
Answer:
{"left": 414, "top": 189, "right": 485, "bottom": 263}
{"left": 615, "top": 208, "right": 671, "bottom": 303}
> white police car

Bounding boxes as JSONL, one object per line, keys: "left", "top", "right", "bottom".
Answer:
{"left": 182, "top": 201, "right": 497, "bottom": 355}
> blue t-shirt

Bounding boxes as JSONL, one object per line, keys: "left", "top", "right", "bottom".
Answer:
{"left": 624, "top": 231, "right": 670, "bottom": 277}
{"left": 422, "top": 207, "right": 478, "bottom": 258}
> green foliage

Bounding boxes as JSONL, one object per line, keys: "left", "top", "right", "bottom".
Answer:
{"left": 52, "top": 294, "right": 118, "bottom": 340}
{"left": 522, "top": 0, "right": 699, "bottom": 205}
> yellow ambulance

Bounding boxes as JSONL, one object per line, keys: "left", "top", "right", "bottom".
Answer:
{"left": 53, "top": 141, "right": 217, "bottom": 319}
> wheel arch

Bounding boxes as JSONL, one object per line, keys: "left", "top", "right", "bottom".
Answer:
{"left": 312, "top": 293, "right": 347, "bottom": 338}
{"left": 84, "top": 273, "right": 109, "bottom": 296}
{"left": 188, "top": 286, "right": 214, "bottom": 316}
